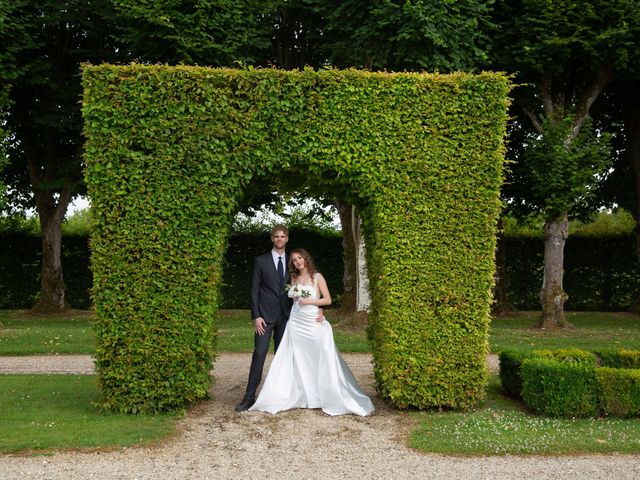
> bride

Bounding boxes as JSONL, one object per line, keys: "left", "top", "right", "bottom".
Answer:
{"left": 249, "top": 248, "right": 374, "bottom": 416}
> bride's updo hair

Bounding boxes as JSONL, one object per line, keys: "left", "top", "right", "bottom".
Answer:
{"left": 288, "top": 248, "right": 317, "bottom": 281}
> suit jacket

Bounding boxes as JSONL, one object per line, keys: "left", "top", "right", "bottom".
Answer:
{"left": 250, "top": 251, "right": 292, "bottom": 323}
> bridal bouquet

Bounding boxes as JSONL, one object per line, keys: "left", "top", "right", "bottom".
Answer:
{"left": 286, "top": 284, "right": 311, "bottom": 299}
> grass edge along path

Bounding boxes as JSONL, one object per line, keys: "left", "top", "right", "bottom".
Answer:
{"left": 409, "top": 376, "right": 640, "bottom": 455}
{"left": 0, "top": 375, "right": 177, "bottom": 454}
{"left": 2, "top": 310, "right": 640, "bottom": 455}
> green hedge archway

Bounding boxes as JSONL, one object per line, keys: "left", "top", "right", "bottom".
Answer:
{"left": 82, "top": 65, "right": 511, "bottom": 413}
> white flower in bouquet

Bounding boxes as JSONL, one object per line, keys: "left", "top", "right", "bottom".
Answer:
{"left": 286, "top": 283, "right": 310, "bottom": 298}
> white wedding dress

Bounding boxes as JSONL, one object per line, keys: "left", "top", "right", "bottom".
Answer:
{"left": 249, "top": 278, "right": 374, "bottom": 416}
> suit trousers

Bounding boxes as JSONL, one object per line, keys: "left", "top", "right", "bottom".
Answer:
{"left": 244, "top": 315, "right": 288, "bottom": 401}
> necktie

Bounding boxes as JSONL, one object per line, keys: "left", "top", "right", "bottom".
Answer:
{"left": 277, "top": 256, "right": 284, "bottom": 285}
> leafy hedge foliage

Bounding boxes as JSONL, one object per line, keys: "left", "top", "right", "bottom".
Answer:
{"left": 4, "top": 231, "right": 639, "bottom": 311}
{"left": 0, "top": 233, "right": 92, "bottom": 309}
{"left": 598, "top": 349, "right": 640, "bottom": 369}
{"left": 505, "top": 235, "right": 640, "bottom": 311}
{"left": 531, "top": 348, "right": 597, "bottom": 366}
{"left": 499, "top": 348, "right": 596, "bottom": 398}
{"left": 82, "top": 65, "right": 510, "bottom": 412}
{"left": 521, "top": 358, "right": 599, "bottom": 418}
{"left": 502, "top": 348, "right": 640, "bottom": 418}
{"left": 596, "top": 367, "right": 640, "bottom": 418}
{"left": 498, "top": 349, "right": 530, "bottom": 397}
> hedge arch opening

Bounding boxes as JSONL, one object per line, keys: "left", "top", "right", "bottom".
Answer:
{"left": 82, "top": 65, "right": 511, "bottom": 413}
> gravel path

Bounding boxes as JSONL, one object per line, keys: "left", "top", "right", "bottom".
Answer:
{"left": 1, "top": 353, "right": 639, "bottom": 480}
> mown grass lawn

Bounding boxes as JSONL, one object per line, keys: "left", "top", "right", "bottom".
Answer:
{"left": 0, "top": 375, "right": 176, "bottom": 453}
{"left": 410, "top": 376, "right": 640, "bottom": 455}
{"left": 490, "top": 311, "right": 640, "bottom": 353}
{"left": 2, "top": 308, "right": 640, "bottom": 455}
{"left": 3, "top": 309, "right": 639, "bottom": 355}
{"left": 0, "top": 310, "right": 96, "bottom": 355}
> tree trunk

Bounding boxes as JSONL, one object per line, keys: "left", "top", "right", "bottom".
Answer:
{"left": 353, "top": 215, "right": 371, "bottom": 312}
{"left": 30, "top": 187, "right": 72, "bottom": 313}
{"left": 334, "top": 198, "right": 357, "bottom": 312}
{"left": 492, "top": 218, "right": 515, "bottom": 317}
{"left": 538, "top": 213, "right": 570, "bottom": 328}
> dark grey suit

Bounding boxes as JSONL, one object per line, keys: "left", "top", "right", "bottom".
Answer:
{"left": 242, "top": 251, "right": 293, "bottom": 402}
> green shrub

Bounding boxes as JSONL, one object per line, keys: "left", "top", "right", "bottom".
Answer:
{"left": 531, "top": 348, "right": 596, "bottom": 366}
{"left": 0, "top": 233, "right": 92, "bottom": 309}
{"left": 505, "top": 235, "right": 640, "bottom": 311}
{"left": 83, "top": 64, "right": 510, "bottom": 412}
{"left": 499, "top": 348, "right": 595, "bottom": 399}
{"left": 499, "top": 349, "right": 532, "bottom": 398}
{"left": 521, "top": 358, "right": 599, "bottom": 418}
{"left": 596, "top": 367, "right": 640, "bottom": 418}
{"left": 598, "top": 349, "right": 640, "bottom": 369}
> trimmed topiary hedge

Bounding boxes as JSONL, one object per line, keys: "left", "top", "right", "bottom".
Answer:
{"left": 530, "top": 347, "right": 597, "bottom": 366}
{"left": 505, "top": 235, "right": 640, "bottom": 311}
{"left": 596, "top": 367, "right": 640, "bottom": 418}
{"left": 498, "top": 349, "right": 530, "bottom": 397}
{"left": 0, "top": 233, "right": 92, "bottom": 309}
{"left": 597, "top": 349, "right": 640, "bottom": 369}
{"left": 499, "top": 348, "right": 596, "bottom": 398}
{"left": 82, "top": 65, "right": 510, "bottom": 413}
{"left": 521, "top": 358, "right": 599, "bottom": 418}
{"left": 501, "top": 348, "right": 640, "bottom": 418}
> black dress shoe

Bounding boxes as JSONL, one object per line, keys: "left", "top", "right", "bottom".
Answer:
{"left": 235, "top": 398, "right": 255, "bottom": 412}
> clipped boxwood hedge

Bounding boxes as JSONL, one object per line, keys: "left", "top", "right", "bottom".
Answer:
{"left": 521, "top": 357, "right": 599, "bottom": 418}
{"left": 499, "top": 348, "right": 596, "bottom": 398}
{"left": 498, "top": 349, "right": 530, "bottom": 398}
{"left": 597, "top": 349, "right": 640, "bottom": 369}
{"left": 596, "top": 367, "right": 640, "bottom": 418}
{"left": 82, "top": 65, "right": 510, "bottom": 413}
{"left": 502, "top": 348, "right": 640, "bottom": 418}
{"left": 530, "top": 348, "right": 597, "bottom": 366}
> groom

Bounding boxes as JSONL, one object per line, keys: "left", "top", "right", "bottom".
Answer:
{"left": 235, "top": 225, "right": 293, "bottom": 412}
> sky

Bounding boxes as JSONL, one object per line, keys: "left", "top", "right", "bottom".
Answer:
{"left": 67, "top": 196, "right": 90, "bottom": 217}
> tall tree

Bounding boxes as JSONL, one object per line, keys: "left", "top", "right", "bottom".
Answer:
{"left": 0, "top": 0, "right": 271, "bottom": 312}
{"left": 620, "top": 80, "right": 640, "bottom": 258}
{"left": 1, "top": 0, "right": 122, "bottom": 312}
{"left": 107, "top": 0, "right": 273, "bottom": 65}
{"left": 317, "top": 0, "right": 492, "bottom": 70}
{"left": 491, "top": 0, "right": 639, "bottom": 328}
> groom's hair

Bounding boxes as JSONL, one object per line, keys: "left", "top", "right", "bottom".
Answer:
{"left": 271, "top": 224, "right": 289, "bottom": 236}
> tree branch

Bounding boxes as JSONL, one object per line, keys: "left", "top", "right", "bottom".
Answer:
{"left": 540, "top": 71, "right": 554, "bottom": 117}
{"left": 571, "top": 65, "right": 613, "bottom": 140}
{"left": 519, "top": 102, "right": 543, "bottom": 133}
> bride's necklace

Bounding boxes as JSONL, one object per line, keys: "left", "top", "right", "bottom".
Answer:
{"left": 298, "top": 273, "right": 311, "bottom": 284}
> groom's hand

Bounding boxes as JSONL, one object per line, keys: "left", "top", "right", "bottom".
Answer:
{"left": 255, "top": 317, "right": 266, "bottom": 335}
{"left": 315, "top": 308, "right": 324, "bottom": 323}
